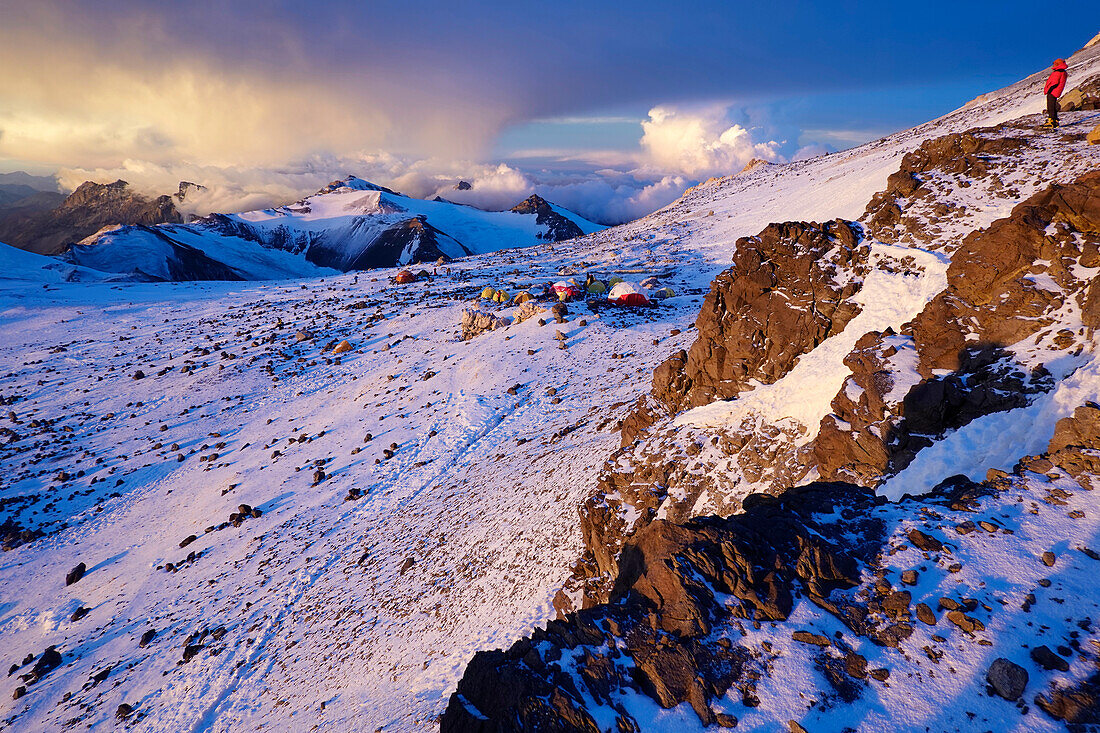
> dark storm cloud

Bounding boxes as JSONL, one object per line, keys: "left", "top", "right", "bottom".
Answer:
{"left": 1, "top": 1, "right": 1096, "bottom": 221}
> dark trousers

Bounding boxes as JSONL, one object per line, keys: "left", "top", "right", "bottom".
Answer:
{"left": 1047, "top": 93, "right": 1060, "bottom": 125}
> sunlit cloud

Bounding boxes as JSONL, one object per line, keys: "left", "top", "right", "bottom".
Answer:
{"left": 639, "top": 105, "right": 782, "bottom": 177}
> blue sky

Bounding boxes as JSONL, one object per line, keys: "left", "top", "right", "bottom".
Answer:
{"left": 0, "top": 1, "right": 1096, "bottom": 222}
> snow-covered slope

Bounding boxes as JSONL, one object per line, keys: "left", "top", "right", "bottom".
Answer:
{"left": 2, "top": 36, "right": 1100, "bottom": 733}
{"left": 64, "top": 178, "right": 604, "bottom": 281}
{"left": 0, "top": 241, "right": 120, "bottom": 283}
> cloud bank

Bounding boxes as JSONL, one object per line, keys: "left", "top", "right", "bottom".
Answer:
{"left": 54, "top": 103, "right": 782, "bottom": 225}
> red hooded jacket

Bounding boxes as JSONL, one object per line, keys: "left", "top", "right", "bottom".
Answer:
{"left": 1045, "top": 61, "right": 1068, "bottom": 97}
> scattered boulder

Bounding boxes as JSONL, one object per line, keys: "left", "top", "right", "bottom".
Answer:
{"left": 460, "top": 308, "right": 510, "bottom": 340}
{"left": 65, "top": 562, "right": 86, "bottom": 586}
{"left": 986, "top": 658, "right": 1028, "bottom": 701}
{"left": 915, "top": 603, "right": 937, "bottom": 625}
{"left": 883, "top": 590, "right": 911, "bottom": 619}
{"left": 792, "top": 631, "right": 831, "bottom": 647}
{"left": 181, "top": 644, "right": 204, "bottom": 663}
{"left": 1031, "top": 645, "right": 1070, "bottom": 672}
{"left": 946, "top": 610, "right": 983, "bottom": 634}
{"left": 29, "top": 646, "right": 62, "bottom": 681}
{"left": 513, "top": 300, "right": 545, "bottom": 325}
{"left": 907, "top": 529, "right": 943, "bottom": 552}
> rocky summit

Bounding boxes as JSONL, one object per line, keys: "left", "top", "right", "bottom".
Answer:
{"left": 0, "top": 179, "right": 183, "bottom": 256}
{"left": 3, "top": 27, "right": 1100, "bottom": 733}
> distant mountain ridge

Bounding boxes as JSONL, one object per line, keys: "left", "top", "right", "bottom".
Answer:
{"left": 0, "top": 170, "right": 61, "bottom": 192}
{"left": 59, "top": 175, "right": 603, "bottom": 280}
{"left": 0, "top": 179, "right": 183, "bottom": 255}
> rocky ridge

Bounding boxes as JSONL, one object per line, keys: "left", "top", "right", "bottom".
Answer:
{"left": 440, "top": 51, "right": 1100, "bottom": 730}
{"left": 443, "top": 405, "right": 1100, "bottom": 730}
{"left": 565, "top": 119, "right": 1100, "bottom": 611}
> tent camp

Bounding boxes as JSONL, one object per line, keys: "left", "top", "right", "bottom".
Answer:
{"left": 551, "top": 281, "right": 581, "bottom": 301}
{"left": 607, "top": 281, "right": 650, "bottom": 306}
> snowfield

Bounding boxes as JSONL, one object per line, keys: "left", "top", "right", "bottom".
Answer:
{"left": 2, "top": 40, "right": 1100, "bottom": 732}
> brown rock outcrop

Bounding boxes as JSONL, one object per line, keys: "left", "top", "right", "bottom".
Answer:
{"left": 649, "top": 218, "right": 869, "bottom": 417}
{"left": 443, "top": 482, "right": 882, "bottom": 732}
{"left": 863, "top": 131, "right": 1026, "bottom": 246}
{"left": 814, "top": 171, "right": 1100, "bottom": 485}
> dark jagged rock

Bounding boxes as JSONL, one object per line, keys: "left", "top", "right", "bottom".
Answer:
{"left": 65, "top": 562, "right": 86, "bottom": 586}
{"left": 442, "top": 482, "right": 889, "bottom": 730}
{"left": 1030, "top": 645, "right": 1069, "bottom": 672}
{"left": 509, "top": 195, "right": 585, "bottom": 242}
{"left": 986, "top": 658, "right": 1028, "bottom": 701}
{"left": 26, "top": 646, "right": 62, "bottom": 683}
{"left": 444, "top": 451, "right": 1093, "bottom": 731}
{"left": 446, "top": 394, "right": 1100, "bottom": 732}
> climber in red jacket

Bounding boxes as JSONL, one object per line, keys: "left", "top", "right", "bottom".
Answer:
{"left": 1044, "top": 59, "right": 1069, "bottom": 128}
